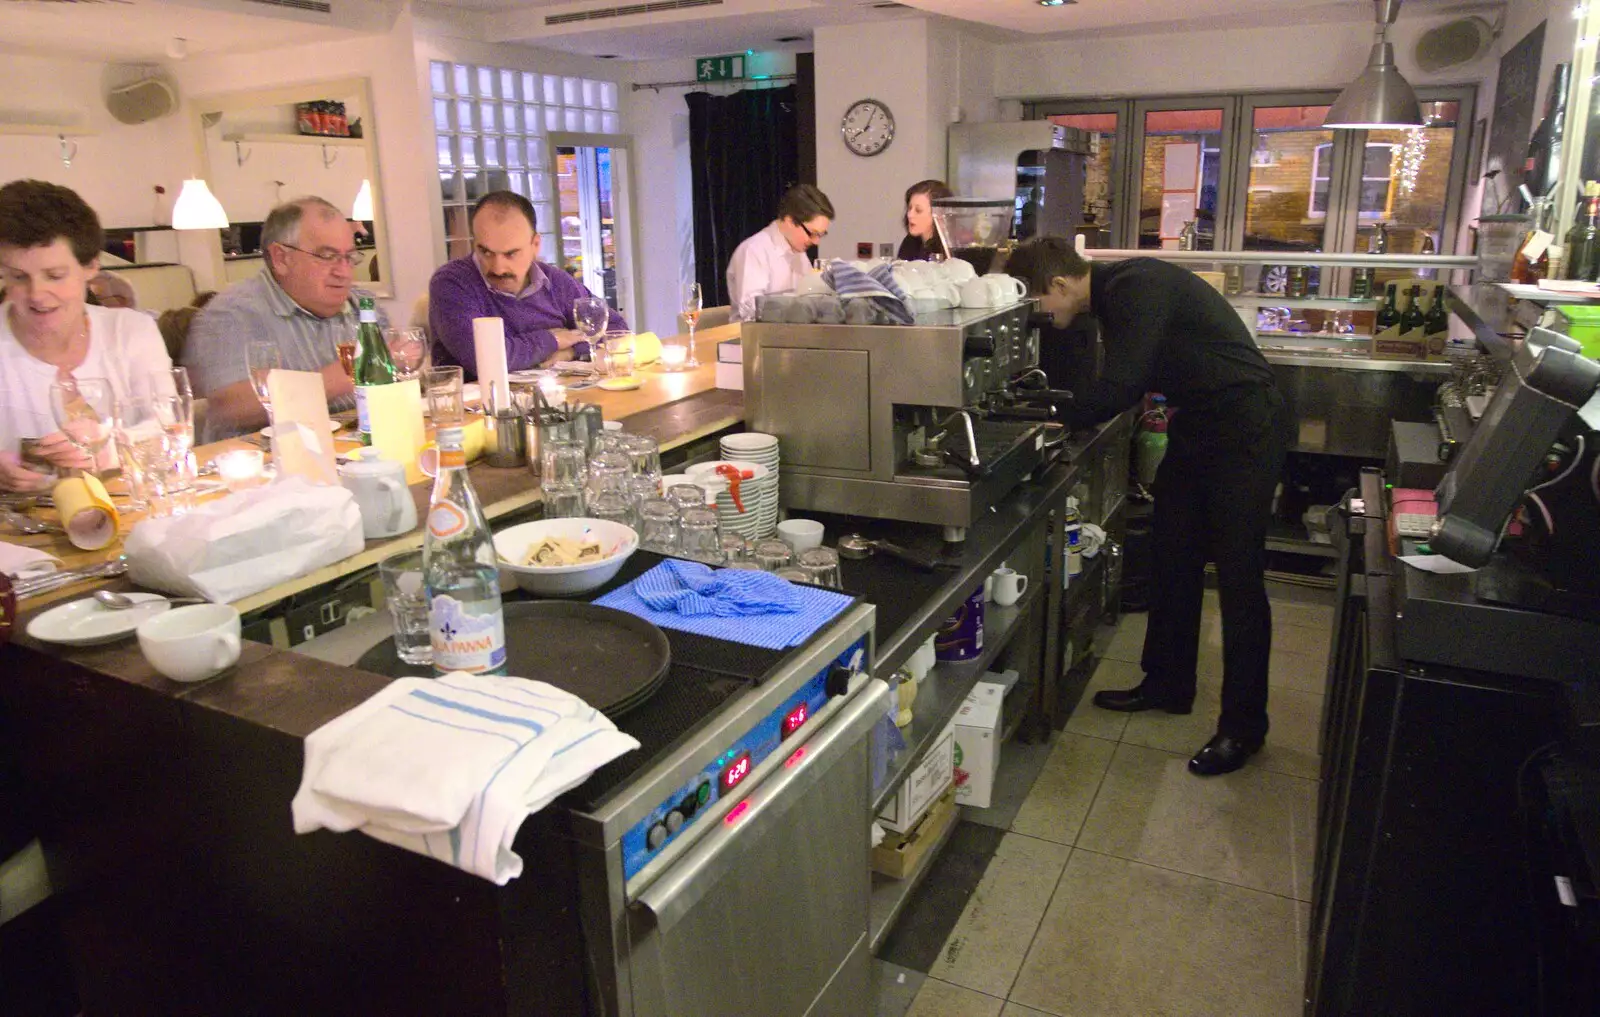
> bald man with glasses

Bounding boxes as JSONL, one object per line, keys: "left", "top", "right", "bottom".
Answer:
{"left": 182, "top": 196, "right": 387, "bottom": 442}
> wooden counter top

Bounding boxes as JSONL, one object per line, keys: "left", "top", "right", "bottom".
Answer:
{"left": 6, "top": 326, "right": 743, "bottom": 615}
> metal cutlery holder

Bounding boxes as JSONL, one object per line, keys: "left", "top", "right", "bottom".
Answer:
{"left": 485, "top": 409, "right": 528, "bottom": 468}
{"left": 524, "top": 411, "right": 576, "bottom": 482}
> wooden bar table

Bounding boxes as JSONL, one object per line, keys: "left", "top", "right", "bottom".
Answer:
{"left": 6, "top": 325, "right": 744, "bottom": 620}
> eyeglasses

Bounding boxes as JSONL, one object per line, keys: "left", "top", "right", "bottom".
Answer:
{"left": 277, "top": 243, "right": 366, "bottom": 268}
{"left": 800, "top": 222, "right": 828, "bottom": 243}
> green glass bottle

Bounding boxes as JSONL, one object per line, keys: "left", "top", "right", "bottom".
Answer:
{"left": 352, "top": 295, "right": 397, "bottom": 446}
{"left": 1375, "top": 283, "right": 1400, "bottom": 331}
{"left": 1423, "top": 286, "right": 1450, "bottom": 338}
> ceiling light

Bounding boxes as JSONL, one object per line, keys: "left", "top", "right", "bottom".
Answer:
{"left": 171, "top": 179, "right": 228, "bottom": 230}
{"left": 1037, "top": 0, "right": 1074, "bottom": 6}
{"left": 1324, "top": 0, "right": 1423, "bottom": 129}
{"left": 776, "top": 35, "right": 804, "bottom": 42}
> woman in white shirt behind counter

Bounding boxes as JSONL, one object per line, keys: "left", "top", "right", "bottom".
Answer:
{"left": 726, "top": 184, "right": 834, "bottom": 322}
{"left": 0, "top": 179, "right": 173, "bottom": 492}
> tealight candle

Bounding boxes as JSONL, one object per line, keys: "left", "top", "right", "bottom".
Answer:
{"left": 660, "top": 345, "right": 688, "bottom": 369}
{"left": 215, "top": 449, "right": 265, "bottom": 491}
{"left": 539, "top": 376, "right": 565, "bottom": 402}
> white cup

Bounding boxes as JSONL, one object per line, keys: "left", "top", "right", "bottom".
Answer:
{"left": 960, "top": 277, "right": 993, "bottom": 308}
{"left": 777, "top": 518, "right": 824, "bottom": 553}
{"left": 984, "top": 274, "right": 1029, "bottom": 305}
{"left": 942, "top": 258, "right": 977, "bottom": 283}
{"left": 137, "top": 604, "right": 242, "bottom": 683}
{"left": 906, "top": 635, "right": 937, "bottom": 684}
{"left": 991, "top": 567, "right": 1028, "bottom": 607}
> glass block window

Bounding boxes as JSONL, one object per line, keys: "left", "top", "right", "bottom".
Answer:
{"left": 430, "top": 59, "right": 619, "bottom": 261}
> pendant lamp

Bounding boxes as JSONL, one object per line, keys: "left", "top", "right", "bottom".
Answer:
{"left": 171, "top": 178, "right": 229, "bottom": 230}
{"left": 1324, "top": 0, "right": 1424, "bottom": 130}
{"left": 351, "top": 179, "right": 374, "bottom": 222}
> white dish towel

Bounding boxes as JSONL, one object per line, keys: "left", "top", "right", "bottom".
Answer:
{"left": 292, "top": 672, "right": 639, "bottom": 884}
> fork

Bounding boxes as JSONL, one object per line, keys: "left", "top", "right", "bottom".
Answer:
{"left": 14, "top": 556, "right": 130, "bottom": 600}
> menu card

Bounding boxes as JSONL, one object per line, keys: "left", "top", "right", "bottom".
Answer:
{"left": 366, "top": 378, "right": 427, "bottom": 484}
{"left": 267, "top": 369, "right": 339, "bottom": 485}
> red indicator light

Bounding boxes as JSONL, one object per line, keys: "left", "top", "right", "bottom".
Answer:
{"left": 719, "top": 751, "right": 752, "bottom": 794}
{"left": 785, "top": 746, "right": 808, "bottom": 768}
{"left": 724, "top": 800, "right": 751, "bottom": 825}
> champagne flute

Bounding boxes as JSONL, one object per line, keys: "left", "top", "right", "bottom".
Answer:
{"left": 114, "top": 394, "right": 180, "bottom": 516}
{"left": 336, "top": 326, "right": 358, "bottom": 380}
{"left": 681, "top": 282, "right": 703, "bottom": 369}
{"left": 47, "top": 377, "right": 115, "bottom": 480}
{"left": 247, "top": 341, "right": 281, "bottom": 422}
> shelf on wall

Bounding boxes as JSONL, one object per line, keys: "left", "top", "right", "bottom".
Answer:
{"left": 1231, "top": 294, "right": 1382, "bottom": 310}
{"left": 222, "top": 132, "right": 365, "bottom": 147}
{"left": 1492, "top": 281, "right": 1600, "bottom": 305}
{"left": 0, "top": 123, "right": 95, "bottom": 137}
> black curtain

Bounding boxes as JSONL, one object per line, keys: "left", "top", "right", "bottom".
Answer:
{"left": 686, "top": 86, "right": 799, "bottom": 308}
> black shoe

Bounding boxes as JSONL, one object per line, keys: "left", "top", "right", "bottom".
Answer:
{"left": 1092, "top": 684, "right": 1193, "bottom": 715}
{"left": 1188, "top": 734, "right": 1264, "bottom": 776}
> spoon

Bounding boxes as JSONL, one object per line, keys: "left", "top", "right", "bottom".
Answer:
{"left": 3, "top": 509, "right": 56, "bottom": 535}
{"left": 93, "top": 590, "right": 202, "bottom": 611}
{"left": 836, "top": 533, "right": 954, "bottom": 571}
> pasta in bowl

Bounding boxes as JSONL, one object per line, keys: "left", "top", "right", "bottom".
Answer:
{"left": 492, "top": 518, "right": 639, "bottom": 596}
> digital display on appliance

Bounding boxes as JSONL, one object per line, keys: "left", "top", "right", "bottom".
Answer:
{"left": 781, "top": 701, "right": 809, "bottom": 740}
{"left": 719, "top": 751, "right": 753, "bottom": 794}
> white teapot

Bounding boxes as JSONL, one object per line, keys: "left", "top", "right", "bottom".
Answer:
{"left": 339, "top": 453, "right": 417, "bottom": 539}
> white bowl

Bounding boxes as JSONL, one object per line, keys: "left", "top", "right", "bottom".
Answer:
{"left": 493, "top": 517, "right": 639, "bottom": 596}
{"left": 721, "top": 433, "right": 779, "bottom": 453}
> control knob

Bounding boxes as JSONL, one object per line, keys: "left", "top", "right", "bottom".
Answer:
{"left": 647, "top": 823, "right": 668, "bottom": 850}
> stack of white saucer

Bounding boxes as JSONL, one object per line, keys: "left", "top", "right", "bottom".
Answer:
{"left": 686, "top": 460, "right": 771, "bottom": 541}
{"left": 720, "top": 432, "right": 781, "bottom": 538}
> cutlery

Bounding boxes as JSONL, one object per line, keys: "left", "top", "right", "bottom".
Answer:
{"left": 3, "top": 510, "right": 57, "bottom": 535}
{"left": 93, "top": 590, "right": 204, "bottom": 610}
{"left": 14, "top": 556, "right": 130, "bottom": 600}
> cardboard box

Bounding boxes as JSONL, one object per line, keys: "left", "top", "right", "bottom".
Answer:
{"left": 1370, "top": 280, "right": 1447, "bottom": 361}
{"left": 877, "top": 719, "right": 954, "bottom": 834}
{"left": 872, "top": 788, "right": 958, "bottom": 879}
{"left": 952, "top": 682, "right": 1005, "bottom": 808}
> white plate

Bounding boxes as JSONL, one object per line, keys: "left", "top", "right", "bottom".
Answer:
{"left": 27, "top": 593, "right": 171, "bottom": 647}
{"left": 261, "top": 421, "right": 342, "bottom": 439}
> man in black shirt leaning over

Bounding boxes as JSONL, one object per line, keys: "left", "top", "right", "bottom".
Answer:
{"left": 1006, "top": 237, "right": 1293, "bottom": 776}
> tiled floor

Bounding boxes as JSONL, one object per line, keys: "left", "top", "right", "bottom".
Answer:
{"left": 877, "top": 582, "right": 1333, "bottom": 1017}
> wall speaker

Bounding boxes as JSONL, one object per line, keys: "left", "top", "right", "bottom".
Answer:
{"left": 106, "top": 77, "right": 178, "bottom": 126}
{"left": 1414, "top": 17, "right": 1496, "bottom": 74}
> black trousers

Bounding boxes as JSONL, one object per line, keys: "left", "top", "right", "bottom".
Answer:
{"left": 1140, "top": 386, "right": 1290, "bottom": 743}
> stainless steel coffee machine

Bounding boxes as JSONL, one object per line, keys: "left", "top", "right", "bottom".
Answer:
{"left": 743, "top": 303, "right": 1061, "bottom": 536}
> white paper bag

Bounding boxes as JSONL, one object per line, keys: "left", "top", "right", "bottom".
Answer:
{"left": 125, "top": 477, "right": 365, "bottom": 603}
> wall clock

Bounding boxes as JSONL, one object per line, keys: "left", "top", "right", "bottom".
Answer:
{"left": 841, "top": 99, "right": 895, "bottom": 157}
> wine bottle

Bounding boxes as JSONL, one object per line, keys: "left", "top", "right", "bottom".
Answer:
{"left": 353, "top": 295, "right": 397, "bottom": 446}
{"left": 1400, "top": 285, "right": 1427, "bottom": 333}
{"left": 1353, "top": 222, "right": 1387, "bottom": 299}
{"left": 1566, "top": 182, "right": 1600, "bottom": 281}
{"left": 1375, "top": 283, "right": 1400, "bottom": 331}
{"left": 1511, "top": 197, "right": 1554, "bottom": 285}
{"left": 1423, "top": 285, "right": 1449, "bottom": 337}
{"left": 424, "top": 425, "right": 506, "bottom": 676}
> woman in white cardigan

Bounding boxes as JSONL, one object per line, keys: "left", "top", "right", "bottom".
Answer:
{"left": 0, "top": 179, "right": 172, "bottom": 493}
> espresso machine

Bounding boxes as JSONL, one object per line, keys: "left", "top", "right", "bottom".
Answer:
{"left": 742, "top": 303, "right": 1066, "bottom": 538}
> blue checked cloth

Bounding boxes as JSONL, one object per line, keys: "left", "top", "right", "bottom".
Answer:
{"left": 822, "top": 259, "right": 914, "bottom": 325}
{"left": 595, "top": 560, "right": 854, "bottom": 649}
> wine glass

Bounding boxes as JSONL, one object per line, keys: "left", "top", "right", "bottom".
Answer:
{"left": 48, "top": 377, "right": 115, "bottom": 479}
{"left": 573, "top": 296, "right": 609, "bottom": 344}
{"left": 247, "top": 341, "right": 282, "bottom": 422}
{"left": 385, "top": 327, "right": 430, "bottom": 381}
{"left": 681, "top": 282, "right": 703, "bottom": 370}
{"left": 114, "top": 394, "right": 182, "bottom": 516}
{"left": 336, "top": 326, "right": 358, "bottom": 380}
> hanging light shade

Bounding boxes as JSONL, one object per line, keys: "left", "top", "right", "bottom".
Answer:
{"left": 171, "top": 179, "right": 229, "bottom": 230}
{"left": 351, "top": 179, "right": 374, "bottom": 222}
{"left": 1324, "top": 0, "right": 1423, "bottom": 130}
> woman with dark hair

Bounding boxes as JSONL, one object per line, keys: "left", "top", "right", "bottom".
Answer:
{"left": 897, "top": 179, "right": 953, "bottom": 262}
{"left": 726, "top": 183, "right": 834, "bottom": 321}
{"left": 0, "top": 180, "right": 172, "bottom": 492}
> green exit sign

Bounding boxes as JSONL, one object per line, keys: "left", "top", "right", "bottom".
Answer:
{"left": 696, "top": 54, "right": 745, "bottom": 82}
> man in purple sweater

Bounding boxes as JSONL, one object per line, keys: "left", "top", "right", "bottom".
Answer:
{"left": 427, "top": 191, "right": 625, "bottom": 379}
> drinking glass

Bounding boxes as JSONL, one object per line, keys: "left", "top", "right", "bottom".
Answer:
{"left": 541, "top": 439, "right": 587, "bottom": 489}
{"left": 681, "top": 282, "right": 703, "bottom": 370}
{"left": 379, "top": 550, "right": 433, "bottom": 666}
{"left": 135, "top": 368, "right": 195, "bottom": 481}
{"left": 627, "top": 474, "right": 661, "bottom": 508}
{"left": 719, "top": 533, "right": 749, "bottom": 564}
{"left": 246, "top": 342, "right": 281, "bottom": 420}
{"left": 424, "top": 366, "right": 465, "bottom": 427}
{"left": 385, "top": 327, "right": 430, "bottom": 380}
{"left": 48, "top": 376, "right": 114, "bottom": 478}
{"left": 336, "top": 329, "right": 358, "bottom": 380}
{"left": 637, "top": 499, "right": 680, "bottom": 554}
{"left": 587, "top": 449, "right": 631, "bottom": 499}
{"left": 774, "top": 566, "right": 809, "bottom": 583}
{"left": 573, "top": 296, "right": 609, "bottom": 344}
{"left": 542, "top": 484, "right": 586, "bottom": 518}
{"left": 797, "top": 546, "right": 842, "bottom": 589}
{"left": 588, "top": 490, "right": 635, "bottom": 529}
{"left": 114, "top": 395, "right": 181, "bottom": 516}
{"left": 619, "top": 434, "right": 660, "bottom": 478}
{"left": 668, "top": 484, "right": 707, "bottom": 511}
{"left": 679, "top": 506, "right": 722, "bottom": 563}
{"left": 752, "top": 538, "right": 792, "bottom": 572}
